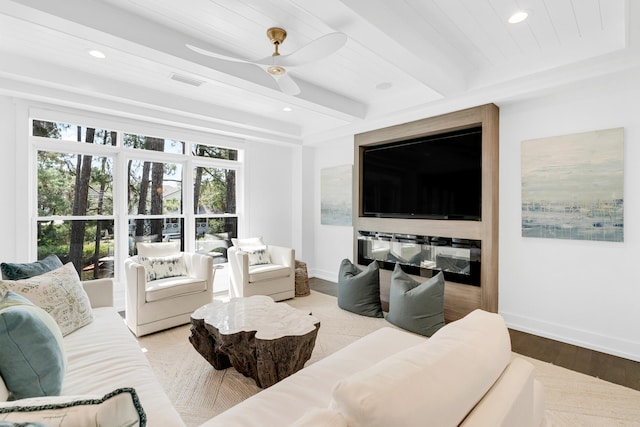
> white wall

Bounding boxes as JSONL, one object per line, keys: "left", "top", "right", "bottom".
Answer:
{"left": 307, "top": 136, "right": 354, "bottom": 281}
{"left": 305, "top": 69, "right": 640, "bottom": 361}
{"left": 0, "top": 96, "right": 17, "bottom": 262}
{"left": 242, "top": 140, "right": 295, "bottom": 248}
{"left": 499, "top": 68, "right": 640, "bottom": 361}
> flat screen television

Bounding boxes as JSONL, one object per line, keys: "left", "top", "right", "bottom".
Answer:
{"left": 362, "top": 126, "right": 482, "bottom": 220}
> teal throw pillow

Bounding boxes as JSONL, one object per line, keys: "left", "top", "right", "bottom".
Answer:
{"left": 386, "top": 263, "right": 445, "bottom": 336}
{"left": 0, "top": 291, "right": 66, "bottom": 400}
{"left": 1, "top": 255, "right": 63, "bottom": 280}
{"left": 337, "top": 259, "right": 383, "bottom": 318}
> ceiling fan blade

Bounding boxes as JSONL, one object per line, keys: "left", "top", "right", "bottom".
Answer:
{"left": 274, "top": 73, "right": 301, "bottom": 96}
{"left": 186, "top": 43, "right": 271, "bottom": 64}
{"left": 255, "top": 32, "right": 347, "bottom": 67}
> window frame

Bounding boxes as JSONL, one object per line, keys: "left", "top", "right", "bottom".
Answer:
{"left": 26, "top": 105, "right": 245, "bottom": 299}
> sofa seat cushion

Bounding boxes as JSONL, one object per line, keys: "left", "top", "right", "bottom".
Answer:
{"left": 63, "top": 307, "right": 184, "bottom": 426}
{"left": 248, "top": 264, "right": 291, "bottom": 283}
{"left": 330, "top": 309, "right": 512, "bottom": 427}
{"left": 145, "top": 276, "right": 207, "bottom": 302}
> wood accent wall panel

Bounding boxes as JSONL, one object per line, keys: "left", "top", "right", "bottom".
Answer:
{"left": 353, "top": 104, "right": 499, "bottom": 321}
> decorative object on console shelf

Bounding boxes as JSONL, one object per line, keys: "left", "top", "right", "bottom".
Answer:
{"left": 228, "top": 238, "right": 295, "bottom": 301}
{"left": 386, "top": 264, "right": 445, "bottom": 337}
{"left": 337, "top": 259, "right": 383, "bottom": 318}
{"left": 124, "top": 241, "right": 214, "bottom": 337}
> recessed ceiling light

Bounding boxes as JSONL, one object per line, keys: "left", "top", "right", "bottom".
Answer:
{"left": 376, "top": 82, "right": 392, "bottom": 90}
{"left": 282, "top": 106, "right": 293, "bottom": 112}
{"left": 508, "top": 11, "right": 529, "bottom": 24}
{"left": 89, "top": 50, "right": 106, "bottom": 59}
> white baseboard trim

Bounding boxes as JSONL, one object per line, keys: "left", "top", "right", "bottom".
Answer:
{"left": 501, "top": 310, "right": 640, "bottom": 362}
{"left": 308, "top": 268, "right": 336, "bottom": 283}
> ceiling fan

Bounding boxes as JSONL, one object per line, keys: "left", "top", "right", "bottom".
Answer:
{"left": 186, "top": 27, "right": 347, "bottom": 96}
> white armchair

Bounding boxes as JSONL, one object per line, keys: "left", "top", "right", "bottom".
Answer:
{"left": 124, "top": 242, "right": 214, "bottom": 336}
{"left": 228, "top": 243, "right": 295, "bottom": 301}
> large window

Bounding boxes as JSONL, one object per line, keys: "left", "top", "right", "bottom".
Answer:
{"left": 32, "top": 118, "right": 242, "bottom": 282}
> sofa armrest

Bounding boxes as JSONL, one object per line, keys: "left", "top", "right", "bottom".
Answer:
{"left": 268, "top": 245, "right": 295, "bottom": 270}
{"left": 82, "top": 278, "right": 114, "bottom": 308}
{"left": 460, "top": 357, "right": 542, "bottom": 427}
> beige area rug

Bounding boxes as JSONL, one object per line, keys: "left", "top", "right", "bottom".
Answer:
{"left": 137, "top": 291, "right": 640, "bottom": 427}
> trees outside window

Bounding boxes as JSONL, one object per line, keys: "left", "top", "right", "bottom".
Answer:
{"left": 33, "top": 119, "right": 241, "bottom": 280}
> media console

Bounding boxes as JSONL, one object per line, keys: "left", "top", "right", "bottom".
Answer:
{"left": 353, "top": 104, "right": 499, "bottom": 322}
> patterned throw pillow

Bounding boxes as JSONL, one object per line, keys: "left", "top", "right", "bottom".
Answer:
{"left": 246, "top": 246, "right": 270, "bottom": 266}
{"left": 0, "top": 291, "right": 66, "bottom": 400}
{"left": 0, "top": 263, "right": 94, "bottom": 336}
{"left": 138, "top": 254, "right": 188, "bottom": 282}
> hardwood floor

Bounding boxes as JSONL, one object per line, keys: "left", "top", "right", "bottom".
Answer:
{"left": 309, "top": 277, "right": 640, "bottom": 392}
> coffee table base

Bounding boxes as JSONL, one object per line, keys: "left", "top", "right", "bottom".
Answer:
{"left": 190, "top": 316, "right": 320, "bottom": 388}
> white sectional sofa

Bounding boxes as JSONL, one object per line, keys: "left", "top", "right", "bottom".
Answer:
{"left": 1, "top": 279, "right": 185, "bottom": 427}
{"left": 201, "top": 309, "right": 545, "bottom": 427}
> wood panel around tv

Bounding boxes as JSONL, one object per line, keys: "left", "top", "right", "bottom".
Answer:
{"left": 353, "top": 103, "right": 499, "bottom": 322}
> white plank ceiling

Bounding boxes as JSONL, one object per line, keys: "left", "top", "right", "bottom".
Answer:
{"left": 0, "top": 0, "right": 637, "bottom": 144}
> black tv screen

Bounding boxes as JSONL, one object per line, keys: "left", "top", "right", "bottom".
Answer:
{"left": 362, "top": 127, "right": 482, "bottom": 220}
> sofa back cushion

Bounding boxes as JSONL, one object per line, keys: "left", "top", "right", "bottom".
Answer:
{"left": 330, "top": 309, "right": 512, "bottom": 427}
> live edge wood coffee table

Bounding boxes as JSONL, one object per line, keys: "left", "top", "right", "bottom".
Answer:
{"left": 189, "top": 295, "right": 320, "bottom": 388}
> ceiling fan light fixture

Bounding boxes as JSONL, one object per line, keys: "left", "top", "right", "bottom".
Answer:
{"left": 508, "top": 11, "right": 529, "bottom": 24}
{"left": 267, "top": 65, "right": 286, "bottom": 75}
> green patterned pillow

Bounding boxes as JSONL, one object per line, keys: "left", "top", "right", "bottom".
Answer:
{"left": 0, "top": 263, "right": 94, "bottom": 336}
{"left": 0, "top": 291, "right": 66, "bottom": 400}
{"left": 0, "top": 388, "right": 146, "bottom": 427}
{"left": 245, "top": 246, "right": 270, "bottom": 266}
{"left": 1, "top": 255, "right": 63, "bottom": 280}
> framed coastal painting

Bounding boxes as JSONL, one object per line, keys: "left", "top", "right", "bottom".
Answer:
{"left": 321, "top": 164, "right": 352, "bottom": 226}
{"left": 521, "top": 127, "right": 624, "bottom": 242}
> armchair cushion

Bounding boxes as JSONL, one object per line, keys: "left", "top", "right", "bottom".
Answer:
{"left": 136, "top": 242, "right": 180, "bottom": 257}
{"left": 248, "top": 264, "right": 292, "bottom": 282}
{"left": 145, "top": 277, "right": 208, "bottom": 302}
{"left": 231, "top": 236, "right": 264, "bottom": 250}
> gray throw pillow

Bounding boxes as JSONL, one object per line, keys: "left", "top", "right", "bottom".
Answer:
{"left": 1, "top": 255, "right": 63, "bottom": 280}
{"left": 386, "top": 263, "right": 445, "bottom": 336}
{"left": 337, "top": 259, "right": 383, "bottom": 318}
